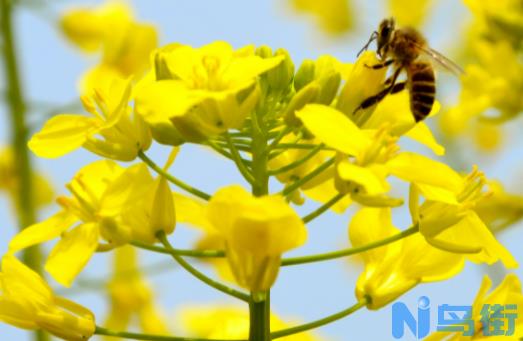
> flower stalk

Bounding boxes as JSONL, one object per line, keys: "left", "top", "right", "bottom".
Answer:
{"left": 0, "top": 1, "right": 47, "bottom": 340}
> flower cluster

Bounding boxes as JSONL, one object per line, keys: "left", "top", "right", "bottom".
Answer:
{"left": 0, "top": 1, "right": 521, "bottom": 340}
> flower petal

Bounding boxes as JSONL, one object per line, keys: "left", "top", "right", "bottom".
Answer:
{"left": 337, "top": 161, "right": 389, "bottom": 195}
{"left": 8, "top": 211, "right": 77, "bottom": 254}
{"left": 296, "top": 104, "right": 370, "bottom": 155}
{"left": 28, "top": 114, "right": 98, "bottom": 158}
{"left": 387, "top": 152, "right": 463, "bottom": 192}
{"left": 404, "top": 122, "right": 445, "bottom": 156}
{"left": 45, "top": 223, "right": 100, "bottom": 287}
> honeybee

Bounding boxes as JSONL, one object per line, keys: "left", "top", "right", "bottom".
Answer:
{"left": 355, "top": 17, "right": 464, "bottom": 122}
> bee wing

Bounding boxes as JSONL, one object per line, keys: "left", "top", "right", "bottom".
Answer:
{"left": 415, "top": 44, "right": 465, "bottom": 76}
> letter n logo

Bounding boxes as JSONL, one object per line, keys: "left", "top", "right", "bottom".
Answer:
{"left": 392, "top": 296, "right": 430, "bottom": 339}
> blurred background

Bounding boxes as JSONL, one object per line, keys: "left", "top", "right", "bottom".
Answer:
{"left": 1, "top": 0, "right": 522, "bottom": 340}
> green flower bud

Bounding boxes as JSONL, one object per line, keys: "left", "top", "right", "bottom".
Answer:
{"left": 294, "top": 60, "right": 315, "bottom": 91}
{"left": 255, "top": 45, "right": 273, "bottom": 59}
{"left": 266, "top": 48, "right": 294, "bottom": 93}
{"left": 314, "top": 56, "right": 342, "bottom": 105}
{"left": 317, "top": 71, "right": 341, "bottom": 105}
{"left": 284, "top": 82, "right": 320, "bottom": 126}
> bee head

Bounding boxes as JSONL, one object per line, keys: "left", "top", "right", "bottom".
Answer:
{"left": 377, "top": 17, "right": 395, "bottom": 58}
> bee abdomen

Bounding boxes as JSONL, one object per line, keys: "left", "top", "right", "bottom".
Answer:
{"left": 408, "top": 62, "right": 435, "bottom": 122}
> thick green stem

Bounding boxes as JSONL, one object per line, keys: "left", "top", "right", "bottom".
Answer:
{"left": 270, "top": 298, "right": 368, "bottom": 339}
{"left": 95, "top": 326, "right": 246, "bottom": 341}
{"left": 0, "top": 2, "right": 46, "bottom": 341}
{"left": 249, "top": 110, "right": 271, "bottom": 340}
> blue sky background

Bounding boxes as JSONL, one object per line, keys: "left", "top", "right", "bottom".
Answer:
{"left": 1, "top": 0, "right": 523, "bottom": 340}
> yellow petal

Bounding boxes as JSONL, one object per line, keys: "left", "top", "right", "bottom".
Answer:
{"left": 337, "top": 161, "right": 389, "bottom": 195}
{"left": 387, "top": 152, "right": 463, "bottom": 192}
{"left": 1, "top": 255, "right": 53, "bottom": 304}
{"left": 296, "top": 104, "right": 370, "bottom": 155}
{"left": 337, "top": 51, "right": 387, "bottom": 118}
{"left": 404, "top": 122, "right": 445, "bottom": 156}
{"left": 45, "top": 223, "right": 100, "bottom": 287}
{"left": 349, "top": 208, "right": 398, "bottom": 267}
{"left": 441, "top": 212, "right": 518, "bottom": 269}
{"left": 28, "top": 114, "right": 98, "bottom": 158}
{"left": 173, "top": 193, "right": 214, "bottom": 231}
{"left": 8, "top": 211, "right": 77, "bottom": 254}
{"left": 99, "top": 163, "right": 153, "bottom": 217}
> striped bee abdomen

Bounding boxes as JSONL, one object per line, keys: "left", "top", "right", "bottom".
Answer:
{"left": 407, "top": 62, "right": 435, "bottom": 122}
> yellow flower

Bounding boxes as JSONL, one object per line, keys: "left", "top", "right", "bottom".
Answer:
{"left": 0, "top": 255, "right": 95, "bottom": 340}
{"left": 440, "top": 0, "right": 523, "bottom": 144}
{"left": 8, "top": 160, "right": 174, "bottom": 287}
{"left": 104, "top": 246, "right": 167, "bottom": 338}
{"left": 290, "top": 0, "right": 353, "bottom": 36}
{"left": 296, "top": 104, "right": 456, "bottom": 207}
{"left": 337, "top": 51, "right": 444, "bottom": 155}
{"left": 0, "top": 147, "right": 54, "bottom": 209}
{"left": 29, "top": 77, "right": 151, "bottom": 161}
{"left": 207, "top": 185, "right": 307, "bottom": 293}
{"left": 463, "top": 0, "right": 523, "bottom": 44}
{"left": 350, "top": 208, "right": 465, "bottom": 309}
{"left": 61, "top": 1, "right": 157, "bottom": 93}
{"left": 177, "top": 304, "right": 324, "bottom": 340}
{"left": 425, "top": 274, "right": 523, "bottom": 340}
{"left": 135, "top": 41, "right": 283, "bottom": 143}
{"left": 410, "top": 167, "right": 518, "bottom": 268}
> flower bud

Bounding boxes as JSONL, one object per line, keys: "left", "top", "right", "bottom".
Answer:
{"left": 284, "top": 82, "right": 320, "bottom": 126}
{"left": 255, "top": 45, "right": 273, "bottom": 59}
{"left": 266, "top": 48, "right": 294, "bottom": 94}
{"left": 294, "top": 59, "right": 315, "bottom": 91}
{"left": 337, "top": 51, "right": 387, "bottom": 121}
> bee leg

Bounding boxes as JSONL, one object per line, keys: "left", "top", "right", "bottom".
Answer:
{"left": 390, "top": 81, "right": 406, "bottom": 94}
{"left": 354, "top": 68, "right": 403, "bottom": 113}
{"left": 364, "top": 59, "right": 394, "bottom": 70}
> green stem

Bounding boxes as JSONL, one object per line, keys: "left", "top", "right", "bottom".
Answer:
{"left": 131, "top": 240, "right": 225, "bottom": 258}
{"left": 206, "top": 140, "right": 253, "bottom": 165}
{"left": 268, "top": 125, "right": 292, "bottom": 150}
{"left": 249, "top": 109, "right": 271, "bottom": 340}
{"left": 0, "top": 2, "right": 47, "bottom": 341}
{"left": 270, "top": 298, "right": 368, "bottom": 339}
{"left": 157, "top": 232, "right": 249, "bottom": 302}
{"left": 281, "top": 225, "right": 419, "bottom": 266}
{"left": 249, "top": 294, "right": 271, "bottom": 341}
{"left": 139, "top": 151, "right": 211, "bottom": 201}
{"left": 271, "top": 143, "right": 333, "bottom": 150}
{"left": 301, "top": 193, "right": 346, "bottom": 224}
{"left": 268, "top": 143, "right": 324, "bottom": 176}
{"left": 226, "top": 133, "right": 255, "bottom": 184}
{"left": 133, "top": 225, "right": 418, "bottom": 267}
{"left": 281, "top": 157, "right": 335, "bottom": 197}
{"left": 95, "top": 326, "right": 246, "bottom": 341}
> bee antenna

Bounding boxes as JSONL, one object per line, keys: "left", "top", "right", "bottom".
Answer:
{"left": 357, "top": 31, "right": 378, "bottom": 57}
